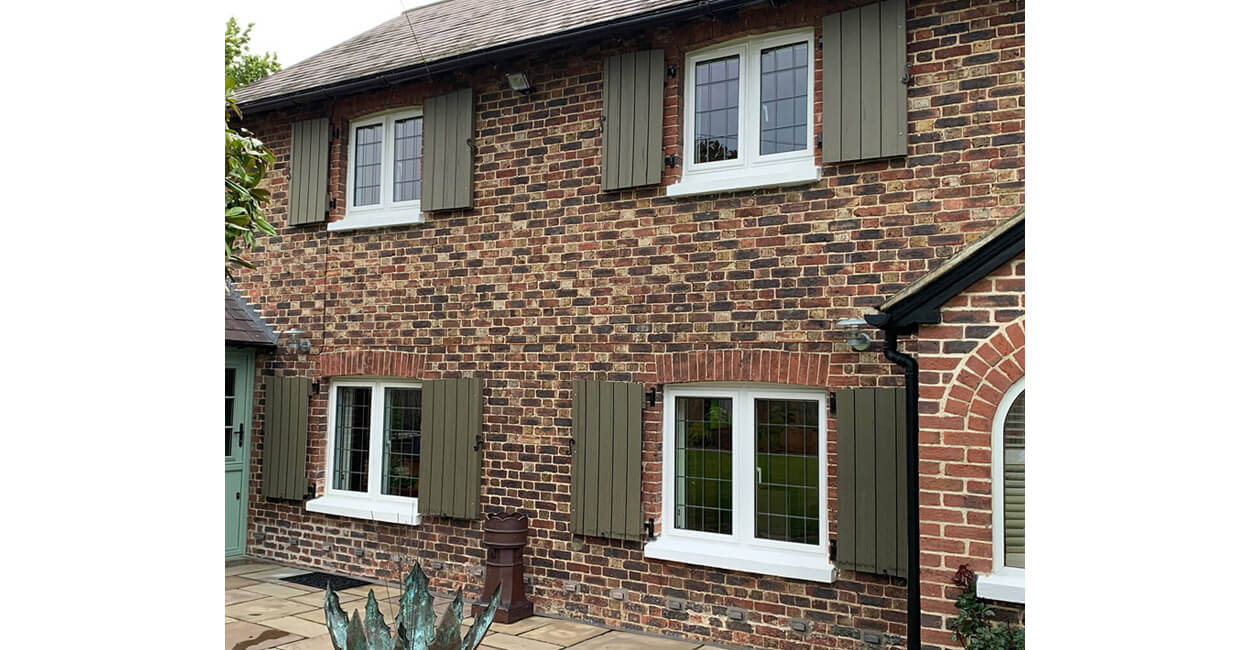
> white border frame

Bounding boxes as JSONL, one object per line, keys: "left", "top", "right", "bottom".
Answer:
{"left": 668, "top": 29, "right": 821, "bottom": 198}
{"left": 644, "top": 382, "right": 835, "bottom": 582}
{"left": 305, "top": 377, "right": 423, "bottom": 525}
{"left": 978, "top": 377, "right": 1025, "bottom": 603}
{"left": 333, "top": 108, "right": 425, "bottom": 232}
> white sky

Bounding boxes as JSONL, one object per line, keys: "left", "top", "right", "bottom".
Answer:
{"left": 222, "top": 0, "right": 444, "bottom": 69}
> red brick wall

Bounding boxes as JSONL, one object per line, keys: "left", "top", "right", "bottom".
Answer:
{"left": 236, "top": 1, "right": 1024, "bottom": 648}
{"left": 913, "top": 252, "right": 1025, "bottom": 649}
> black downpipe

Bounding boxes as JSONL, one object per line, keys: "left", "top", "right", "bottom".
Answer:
{"left": 881, "top": 328, "right": 921, "bottom": 650}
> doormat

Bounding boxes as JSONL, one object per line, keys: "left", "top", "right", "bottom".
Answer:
{"left": 280, "top": 571, "right": 371, "bottom": 591}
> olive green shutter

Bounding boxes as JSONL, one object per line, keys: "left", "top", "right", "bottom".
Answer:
{"left": 418, "top": 378, "right": 483, "bottom": 519}
{"left": 1003, "top": 390, "right": 1025, "bottom": 568}
{"left": 602, "top": 49, "right": 665, "bottom": 191}
{"left": 571, "top": 380, "right": 643, "bottom": 540}
{"left": 835, "top": 387, "right": 907, "bottom": 577}
{"left": 421, "top": 88, "right": 474, "bottom": 211}
{"left": 287, "top": 118, "right": 330, "bottom": 225}
{"left": 822, "top": 0, "right": 907, "bottom": 163}
{"left": 262, "top": 375, "right": 312, "bottom": 500}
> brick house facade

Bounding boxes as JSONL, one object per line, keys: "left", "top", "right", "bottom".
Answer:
{"left": 228, "top": 1, "right": 1026, "bottom": 648}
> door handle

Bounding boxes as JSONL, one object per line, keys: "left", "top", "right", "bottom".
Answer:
{"left": 236, "top": 491, "right": 241, "bottom": 500}
{"left": 235, "top": 423, "right": 244, "bottom": 447}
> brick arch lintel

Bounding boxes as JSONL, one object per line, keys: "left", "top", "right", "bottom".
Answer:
{"left": 941, "top": 317, "right": 1025, "bottom": 433}
{"left": 656, "top": 349, "right": 832, "bottom": 387}
{"left": 318, "top": 350, "right": 428, "bottom": 379}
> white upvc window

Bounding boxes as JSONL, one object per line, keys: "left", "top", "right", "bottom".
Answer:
{"left": 331, "top": 108, "right": 425, "bottom": 231}
{"left": 667, "top": 29, "right": 821, "bottom": 198}
{"left": 306, "top": 378, "right": 423, "bottom": 524}
{"left": 644, "top": 384, "right": 833, "bottom": 582}
{"left": 978, "top": 378, "right": 1025, "bottom": 603}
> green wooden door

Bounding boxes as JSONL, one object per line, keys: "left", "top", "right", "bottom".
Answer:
{"left": 225, "top": 348, "right": 255, "bottom": 557}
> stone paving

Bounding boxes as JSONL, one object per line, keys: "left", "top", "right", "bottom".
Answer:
{"left": 226, "top": 558, "right": 718, "bottom": 650}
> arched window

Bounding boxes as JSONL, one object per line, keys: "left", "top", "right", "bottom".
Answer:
{"left": 978, "top": 378, "right": 1025, "bottom": 603}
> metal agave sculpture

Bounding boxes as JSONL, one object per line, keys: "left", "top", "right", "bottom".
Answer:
{"left": 324, "top": 562, "right": 500, "bottom": 650}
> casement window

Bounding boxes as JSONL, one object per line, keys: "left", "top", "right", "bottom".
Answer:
{"left": 978, "top": 378, "right": 1025, "bottom": 603}
{"left": 644, "top": 384, "right": 833, "bottom": 582}
{"left": 306, "top": 379, "right": 423, "bottom": 524}
{"left": 667, "top": 29, "right": 821, "bottom": 197}
{"left": 331, "top": 108, "right": 425, "bottom": 231}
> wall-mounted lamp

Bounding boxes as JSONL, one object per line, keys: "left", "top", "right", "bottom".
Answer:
{"left": 282, "top": 328, "right": 311, "bottom": 355}
{"left": 836, "top": 318, "right": 872, "bottom": 352}
{"left": 505, "top": 72, "right": 533, "bottom": 94}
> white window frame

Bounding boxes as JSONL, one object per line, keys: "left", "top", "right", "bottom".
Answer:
{"left": 667, "top": 29, "right": 821, "bottom": 198}
{"left": 978, "top": 377, "right": 1025, "bottom": 603}
{"left": 331, "top": 108, "right": 425, "bottom": 232}
{"left": 306, "top": 378, "right": 422, "bottom": 525}
{"left": 644, "top": 383, "right": 834, "bottom": 582}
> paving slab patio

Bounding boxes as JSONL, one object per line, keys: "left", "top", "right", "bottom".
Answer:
{"left": 227, "top": 558, "right": 726, "bottom": 650}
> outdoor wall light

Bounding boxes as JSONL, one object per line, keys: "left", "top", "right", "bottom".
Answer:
{"left": 506, "top": 72, "right": 534, "bottom": 94}
{"left": 282, "top": 328, "right": 311, "bottom": 354}
{"left": 836, "top": 318, "right": 872, "bottom": 351}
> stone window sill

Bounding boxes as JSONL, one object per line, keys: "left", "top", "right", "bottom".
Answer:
{"left": 643, "top": 534, "right": 835, "bottom": 583}
{"left": 976, "top": 568, "right": 1025, "bottom": 604}
{"left": 306, "top": 494, "right": 421, "bottom": 525}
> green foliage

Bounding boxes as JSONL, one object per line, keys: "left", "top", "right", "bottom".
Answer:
{"left": 324, "top": 562, "right": 500, "bottom": 650}
{"left": 226, "top": 18, "right": 281, "bottom": 87}
{"left": 225, "top": 17, "right": 281, "bottom": 274}
{"left": 951, "top": 565, "right": 1025, "bottom": 650}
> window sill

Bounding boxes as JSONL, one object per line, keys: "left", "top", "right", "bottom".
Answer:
{"left": 306, "top": 494, "right": 421, "bottom": 525}
{"left": 643, "top": 534, "right": 835, "bottom": 583}
{"left": 976, "top": 569, "right": 1025, "bottom": 604}
{"left": 327, "top": 208, "right": 425, "bottom": 232}
{"left": 666, "top": 164, "right": 821, "bottom": 198}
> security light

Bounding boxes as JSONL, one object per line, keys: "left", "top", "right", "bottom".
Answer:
{"left": 506, "top": 72, "right": 533, "bottom": 94}
{"left": 836, "top": 318, "right": 872, "bottom": 352}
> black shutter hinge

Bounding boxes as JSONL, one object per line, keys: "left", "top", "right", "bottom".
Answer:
{"left": 646, "top": 386, "right": 657, "bottom": 407}
{"left": 466, "top": 138, "right": 478, "bottom": 155}
{"left": 644, "top": 517, "right": 656, "bottom": 539}
{"left": 312, "top": 381, "right": 321, "bottom": 395}
{"left": 817, "top": 36, "right": 822, "bottom": 50}
{"left": 474, "top": 434, "right": 485, "bottom": 452}
{"left": 901, "top": 62, "right": 912, "bottom": 85}
{"left": 829, "top": 539, "right": 837, "bottom": 562}
{"left": 665, "top": 154, "right": 679, "bottom": 168}
{"left": 817, "top": 133, "right": 823, "bottom": 150}
{"left": 667, "top": 64, "right": 678, "bottom": 78}
{"left": 333, "top": 126, "right": 341, "bottom": 139}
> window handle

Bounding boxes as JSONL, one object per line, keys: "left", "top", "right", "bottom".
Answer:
{"left": 235, "top": 423, "right": 244, "bottom": 448}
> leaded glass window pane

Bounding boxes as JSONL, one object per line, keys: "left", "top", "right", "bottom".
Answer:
{"left": 353, "top": 124, "right": 383, "bottom": 206}
{"left": 383, "top": 387, "right": 421, "bottom": 498}
{"left": 693, "top": 56, "right": 740, "bottom": 163}
{"left": 393, "top": 117, "right": 422, "bottom": 203}
{"left": 754, "top": 398, "right": 819, "bottom": 545}
{"left": 333, "top": 387, "right": 372, "bottom": 492}
{"left": 675, "top": 397, "right": 734, "bottom": 534}
{"left": 759, "top": 42, "right": 808, "bottom": 155}
{"left": 225, "top": 368, "right": 236, "bottom": 457}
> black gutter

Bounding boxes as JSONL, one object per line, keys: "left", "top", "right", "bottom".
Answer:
{"left": 870, "top": 325, "right": 921, "bottom": 650}
{"left": 239, "top": 0, "right": 769, "bottom": 115}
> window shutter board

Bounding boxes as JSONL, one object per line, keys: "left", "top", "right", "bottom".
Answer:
{"left": 834, "top": 387, "right": 908, "bottom": 577}
{"left": 822, "top": 0, "right": 907, "bottom": 164}
{"left": 418, "top": 377, "right": 482, "bottom": 518}
{"left": 1003, "top": 391, "right": 1025, "bottom": 567}
{"left": 571, "top": 380, "right": 643, "bottom": 540}
{"left": 288, "top": 118, "right": 330, "bottom": 225}
{"left": 422, "top": 89, "right": 474, "bottom": 212}
{"left": 602, "top": 50, "right": 665, "bottom": 191}
{"left": 262, "top": 376, "right": 312, "bottom": 500}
